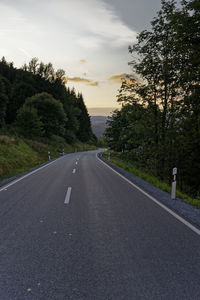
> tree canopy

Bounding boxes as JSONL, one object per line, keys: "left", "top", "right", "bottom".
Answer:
{"left": 106, "top": 0, "right": 200, "bottom": 196}
{"left": 0, "top": 57, "right": 95, "bottom": 144}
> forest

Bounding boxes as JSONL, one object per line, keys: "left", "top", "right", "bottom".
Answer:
{"left": 105, "top": 0, "right": 200, "bottom": 198}
{"left": 0, "top": 56, "right": 96, "bottom": 144}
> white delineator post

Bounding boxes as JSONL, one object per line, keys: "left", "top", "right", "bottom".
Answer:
{"left": 48, "top": 151, "right": 51, "bottom": 161}
{"left": 171, "top": 167, "right": 177, "bottom": 199}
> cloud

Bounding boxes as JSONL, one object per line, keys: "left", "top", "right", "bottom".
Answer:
{"left": 108, "top": 73, "right": 127, "bottom": 83}
{"left": 67, "top": 77, "right": 99, "bottom": 87}
{"left": 47, "top": 0, "right": 137, "bottom": 49}
{"left": 18, "top": 47, "right": 31, "bottom": 58}
{"left": 0, "top": 0, "right": 137, "bottom": 69}
{"left": 108, "top": 73, "right": 141, "bottom": 84}
{"left": 0, "top": 3, "right": 37, "bottom": 35}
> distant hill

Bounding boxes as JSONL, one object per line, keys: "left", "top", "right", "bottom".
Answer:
{"left": 90, "top": 116, "right": 108, "bottom": 138}
{"left": 88, "top": 107, "right": 117, "bottom": 116}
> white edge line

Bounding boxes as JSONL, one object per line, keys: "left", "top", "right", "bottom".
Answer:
{"left": 0, "top": 156, "right": 65, "bottom": 192}
{"left": 64, "top": 187, "right": 72, "bottom": 204}
{"left": 96, "top": 153, "right": 200, "bottom": 236}
{"left": 72, "top": 169, "right": 76, "bottom": 174}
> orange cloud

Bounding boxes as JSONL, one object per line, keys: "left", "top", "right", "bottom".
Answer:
{"left": 108, "top": 73, "right": 140, "bottom": 84}
{"left": 108, "top": 73, "right": 127, "bottom": 83}
{"left": 67, "top": 77, "right": 98, "bottom": 86}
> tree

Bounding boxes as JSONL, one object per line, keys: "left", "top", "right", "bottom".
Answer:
{"left": 170, "top": 0, "right": 200, "bottom": 193}
{"left": 76, "top": 93, "right": 93, "bottom": 142}
{"left": 105, "top": 109, "right": 127, "bottom": 152}
{"left": 105, "top": 103, "right": 155, "bottom": 165}
{"left": 25, "top": 92, "right": 67, "bottom": 137}
{"left": 63, "top": 89, "right": 80, "bottom": 136}
{"left": 0, "top": 56, "right": 96, "bottom": 147}
{"left": 106, "top": 0, "right": 200, "bottom": 196}
{"left": 56, "top": 69, "right": 66, "bottom": 84}
{"left": 128, "top": 0, "right": 181, "bottom": 178}
{"left": 0, "top": 76, "right": 8, "bottom": 127}
{"left": 28, "top": 57, "right": 39, "bottom": 75}
{"left": 6, "top": 81, "right": 36, "bottom": 123}
{"left": 97, "top": 135, "right": 107, "bottom": 147}
{"left": 16, "top": 106, "right": 43, "bottom": 138}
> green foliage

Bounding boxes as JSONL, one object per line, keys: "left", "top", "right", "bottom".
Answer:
{"left": 7, "top": 81, "right": 36, "bottom": 123}
{"left": 25, "top": 92, "right": 66, "bottom": 137}
{"left": 105, "top": 0, "right": 200, "bottom": 197}
{"left": 0, "top": 135, "right": 41, "bottom": 179}
{"left": 16, "top": 106, "right": 43, "bottom": 138}
{"left": 0, "top": 57, "right": 94, "bottom": 144}
{"left": 0, "top": 132, "right": 97, "bottom": 181}
{"left": 76, "top": 93, "right": 94, "bottom": 143}
{"left": 65, "top": 130, "right": 77, "bottom": 144}
{"left": 97, "top": 135, "right": 107, "bottom": 147}
{"left": 102, "top": 152, "right": 200, "bottom": 209}
{"left": 0, "top": 76, "right": 8, "bottom": 127}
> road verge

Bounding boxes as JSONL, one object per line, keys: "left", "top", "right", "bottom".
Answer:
{"left": 98, "top": 152, "right": 200, "bottom": 230}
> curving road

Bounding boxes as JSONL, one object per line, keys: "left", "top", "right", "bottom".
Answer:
{"left": 0, "top": 150, "right": 200, "bottom": 299}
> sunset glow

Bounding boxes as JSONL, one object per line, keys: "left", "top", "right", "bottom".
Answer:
{"left": 0, "top": 0, "right": 162, "bottom": 112}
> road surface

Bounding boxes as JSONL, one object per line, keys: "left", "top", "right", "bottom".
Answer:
{"left": 0, "top": 150, "right": 200, "bottom": 299}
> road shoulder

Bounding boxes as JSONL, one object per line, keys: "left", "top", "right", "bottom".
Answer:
{"left": 98, "top": 152, "right": 200, "bottom": 230}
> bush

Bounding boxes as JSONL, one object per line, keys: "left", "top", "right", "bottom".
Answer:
{"left": 65, "top": 130, "right": 77, "bottom": 144}
{"left": 25, "top": 92, "right": 67, "bottom": 137}
{"left": 0, "top": 76, "right": 8, "bottom": 127}
{"left": 16, "top": 106, "right": 43, "bottom": 138}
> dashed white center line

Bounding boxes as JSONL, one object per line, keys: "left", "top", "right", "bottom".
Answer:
{"left": 64, "top": 187, "right": 72, "bottom": 204}
{"left": 75, "top": 161, "right": 78, "bottom": 165}
{"left": 72, "top": 169, "right": 76, "bottom": 174}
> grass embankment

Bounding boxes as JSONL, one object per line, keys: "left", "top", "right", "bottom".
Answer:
{"left": 0, "top": 132, "right": 96, "bottom": 181}
{"left": 103, "top": 151, "right": 200, "bottom": 209}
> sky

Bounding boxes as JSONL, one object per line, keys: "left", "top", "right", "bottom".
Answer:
{"left": 0, "top": 0, "right": 162, "bottom": 115}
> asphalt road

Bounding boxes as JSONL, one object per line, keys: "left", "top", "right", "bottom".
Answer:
{"left": 0, "top": 150, "right": 200, "bottom": 300}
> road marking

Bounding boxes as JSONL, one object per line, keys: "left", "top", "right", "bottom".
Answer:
{"left": 64, "top": 187, "right": 72, "bottom": 204}
{"left": 0, "top": 156, "right": 66, "bottom": 192}
{"left": 75, "top": 161, "right": 78, "bottom": 165}
{"left": 72, "top": 169, "right": 76, "bottom": 174}
{"left": 96, "top": 153, "right": 200, "bottom": 236}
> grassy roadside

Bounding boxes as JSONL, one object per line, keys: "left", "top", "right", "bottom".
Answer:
{"left": 0, "top": 133, "right": 96, "bottom": 181}
{"left": 102, "top": 151, "right": 200, "bottom": 209}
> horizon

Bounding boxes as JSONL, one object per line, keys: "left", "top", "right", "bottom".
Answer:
{"left": 88, "top": 107, "right": 119, "bottom": 116}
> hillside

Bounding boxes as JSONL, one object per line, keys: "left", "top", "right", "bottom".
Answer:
{"left": 0, "top": 133, "right": 96, "bottom": 182}
{"left": 90, "top": 116, "right": 108, "bottom": 138}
